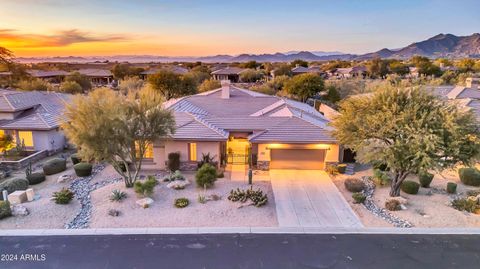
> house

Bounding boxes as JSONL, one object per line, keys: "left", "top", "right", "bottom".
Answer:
{"left": 142, "top": 81, "right": 341, "bottom": 171}
{"left": 0, "top": 90, "right": 71, "bottom": 153}
{"left": 291, "top": 65, "right": 325, "bottom": 77}
{"left": 139, "top": 65, "right": 189, "bottom": 80}
{"left": 330, "top": 66, "right": 367, "bottom": 79}
{"left": 211, "top": 67, "right": 246, "bottom": 83}
{"left": 75, "top": 69, "right": 114, "bottom": 86}
{"left": 27, "top": 70, "right": 69, "bottom": 83}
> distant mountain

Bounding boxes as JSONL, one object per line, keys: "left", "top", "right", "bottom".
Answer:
{"left": 284, "top": 50, "right": 344, "bottom": 56}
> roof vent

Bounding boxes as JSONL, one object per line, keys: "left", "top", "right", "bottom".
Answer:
{"left": 466, "top": 77, "right": 479, "bottom": 90}
{"left": 221, "top": 80, "right": 230, "bottom": 99}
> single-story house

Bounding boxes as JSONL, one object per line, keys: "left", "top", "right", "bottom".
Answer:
{"left": 432, "top": 78, "right": 480, "bottom": 122}
{"left": 27, "top": 70, "right": 69, "bottom": 83}
{"left": 0, "top": 90, "right": 71, "bottom": 153}
{"left": 211, "top": 67, "right": 246, "bottom": 83}
{"left": 75, "top": 69, "right": 114, "bottom": 86}
{"left": 330, "top": 66, "right": 367, "bottom": 79}
{"left": 291, "top": 65, "right": 326, "bottom": 77}
{"left": 139, "top": 66, "right": 189, "bottom": 80}
{"left": 142, "top": 81, "right": 342, "bottom": 171}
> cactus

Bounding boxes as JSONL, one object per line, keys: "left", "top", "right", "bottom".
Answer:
{"left": 25, "top": 161, "right": 32, "bottom": 177}
{"left": 227, "top": 186, "right": 268, "bottom": 207}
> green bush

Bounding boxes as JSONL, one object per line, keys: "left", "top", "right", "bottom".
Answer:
{"left": 27, "top": 172, "right": 46, "bottom": 185}
{"left": 134, "top": 177, "right": 157, "bottom": 197}
{"left": 70, "top": 153, "right": 82, "bottom": 165}
{"left": 452, "top": 197, "right": 478, "bottom": 213}
{"left": 352, "top": 192, "right": 366, "bottom": 204}
{"left": 74, "top": 162, "right": 93, "bottom": 177}
{"left": 163, "top": 170, "right": 185, "bottom": 182}
{"left": 344, "top": 178, "right": 366, "bottom": 192}
{"left": 459, "top": 168, "right": 480, "bottom": 186}
{"left": 0, "top": 201, "right": 11, "bottom": 219}
{"left": 401, "top": 180, "right": 420, "bottom": 195}
{"left": 418, "top": 171, "right": 434, "bottom": 188}
{"left": 0, "top": 177, "right": 29, "bottom": 194}
{"left": 52, "top": 188, "right": 74, "bottom": 204}
{"left": 195, "top": 164, "right": 217, "bottom": 188}
{"left": 447, "top": 182, "right": 457, "bottom": 194}
{"left": 337, "top": 164, "right": 347, "bottom": 174}
{"left": 167, "top": 152, "right": 181, "bottom": 172}
{"left": 325, "top": 164, "right": 339, "bottom": 175}
{"left": 174, "top": 198, "right": 189, "bottom": 208}
{"left": 43, "top": 158, "right": 67, "bottom": 175}
{"left": 373, "top": 169, "right": 390, "bottom": 186}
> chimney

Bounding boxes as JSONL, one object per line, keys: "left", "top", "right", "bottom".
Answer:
{"left": 466, "top": 78, "right": 479, "bottom": 89}
{"left": 221, "top": 80, "right": 230, "bottom": 99}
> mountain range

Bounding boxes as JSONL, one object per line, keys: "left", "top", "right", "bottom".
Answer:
{"left": 15, "top": 33, "right": 480, "bottom": 64}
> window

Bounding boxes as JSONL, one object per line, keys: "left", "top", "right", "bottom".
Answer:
{"left": 135, "top": 141, "right": 154, "bottom": 159}
{"left": 18, "top": 131, "right": 34, "bottom": 148}
{"left": 188, "top": 143, "right": 197, "bottom": 161}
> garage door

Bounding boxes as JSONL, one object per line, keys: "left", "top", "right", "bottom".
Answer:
{"left": 270, "top": 149, "right": 325, "bottom": 170}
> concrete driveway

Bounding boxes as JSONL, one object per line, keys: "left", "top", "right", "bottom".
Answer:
{"left": 270, "top": 170, "right": 362, "bottom": 228}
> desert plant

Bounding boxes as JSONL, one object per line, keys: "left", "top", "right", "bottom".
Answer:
{"left": 198, "top": 194, "right": 206, "bottom": 204}
{"left": 195, "top": 164, "right": 217, "bottom": 188}
{"left": 385, "top": 199, "right": 401, "bottom": 211}
{"left": 197, "top": 153, "right": 217, "bottom": 169}
{"left": 109, "top": 189, "right": 127, "bottom": 202}
{"left": 0, "top": 200, "right": 12, "bottom": 219}
{"left": 134, "top": 177, "right": 157, "bottom": 197}
{"left": 26, "top": 172, "right": 46, "bottom": 185}
{"left": 337, "top": 164, "right": 347, "bottom": 174}
{"left": 451, "top": 197, "right": 478, "bottom": 213}
{"left": 400, "top": 180, "right": 420, "bottom": 195}
{"left": 466, "top": 189, "right": 480, "bottom": 196}
{"left": 228, "top": 186, "right": 268, "bottom": 207}
{"left": 418, "top": 171, "right": 434, "bottom": 188}
{"left": 167, "top": 152, "right": 181, "bottom": 172}
{"left": 352, "top": 192, "right": 366, "bottom": 204}
{"left": 52, "top": 188, "right": 74, "bottom": 204}
{"left": 174, "top": 197, "right": 189, "bottom": 208}
{"left": 325, "top": 164, "right": 339, "bottom": 176}
{"left": 459, "top": 167, "right": 480, "bottom": 186}
{"left": 43, "top": 158, "right": 67, "bottom": 175}
{"left": 73, "top": 162, "right": 93, "bottom": 177}
{"left": 70, "top": 153, "right": 82, "bottom": 165}
{"left": 0, "top": 177, "right": 28, "bottom": 194}
{"left": 344, "top": 178, "right": 366, "bottom": 192}
{"left": 447, "top": 182, "right": 457, "bottom": 194}
{"left": 373, "top": 169, "right": 391, "bottom": 186}
{"left": 217, "top": 170, "right": 225, "bottom": 178}
{"left": 108, "top": 209, "right": 120, "bottom": 217}
{"left": 163, "top": 170, "right": 185, "bottom": 182}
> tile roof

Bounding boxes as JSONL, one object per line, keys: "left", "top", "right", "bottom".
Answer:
{"left": 211, "top": 67, "right": 246, "bottom": 75}
{"left": 27, "top": 70, "right": 69, "bottom": 78}
{"left": 75, "top": 69, "right": 113, "bottom": 77}
{"left": 141, "top": 66, "right": 189, "bottom": 75}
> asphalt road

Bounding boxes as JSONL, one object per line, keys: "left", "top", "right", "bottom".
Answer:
{"left": 0, "top": 233, "right": 479, "bottom": 269}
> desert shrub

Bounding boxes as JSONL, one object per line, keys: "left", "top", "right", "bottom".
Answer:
{"left": 108, "top": 209, "right": 120, "bottom": 217}
{"left": 134, "top": 177, "right": 157, "bottom": 197}
{"left": 109, "top": 189, "right": 127, "bottom": 202}
{"left": 198, "top": 194, "right": 206, "bottom": 204}
{"left": 27, "top": 172, "right": 46, "bottom": 185}
{"left": 385, "top": 199, "right": 400, "bottom": 211}
{"left": 43, "top": 158, "right": 67, "bottom": 175}
{"left": 418, "top": 171, "right": 434, "bottom": 188}
{"left": 174, "top": 198, "right": 189, "bottom": 208}
{"left": 459, "top": 168, "right": 480, "bottom": 186}
{"left": 0, "top": 201, "right": 12, "bottom": 219}
{"left": 451, "top": 197, "right": 478, "bottom": 213}
{"left": 352, "top": 192, "right": 366, "bottom": 204}
{"left": 325, "top": 164, "right": 339, "bottom": 175}
{"left": 195, "top": 164, "right": 217, "bottom": 188}
{"left": 344, "top": 178, "right": 366, "bottom": 192}
{"left": 401, "top": 180, "right": 420, "bottom": 195}
{"left": 466, "top": 189, "right": 480, "bottom": 196}
{"left": 373, "top": 169, "right": 390, "bottom": 186}
{"left": 337, "top": 164, "right": 347, "bottom": 174}
{"left": 197, "top": 153, "right": 216, "bottom": 169}
{"left": 163, "top": 170, "right": 185, "bottom": 182}
{"left": 217, "top": 170, "right": 225, "bottom": 178}
{"left": 167, "top": 152, "right": 181, "bottom": 172}
{"left": 228, "top": 186, "right": 268, "bottom": 207}
{"left": 70, "top": 153, "right": 82, "bottom": 165}
{"left": 73, "top": 162, "right": 93, "bottom": 177}
{"left": 0, "top": 177, "right": 29, "bottom": 194}
{"left": 447, "top": 182, "right": 457, "bottom": 194}
{"left": 52, "top": 188, "right": 74, "bottom": 204}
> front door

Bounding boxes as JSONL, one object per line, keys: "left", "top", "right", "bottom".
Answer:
{"left": 226, "top": 138, "right": 250, "bottom": 164}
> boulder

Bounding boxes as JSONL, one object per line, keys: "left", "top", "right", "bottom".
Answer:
{"left": 8, "top": 191, "right": 27, "bottom": 205}
{"left": 57, "top": 174, "right": 73, "bottom": 183}
{"left": 166, "top": 180, "right": 191, "bottom": 189}
{"left": 25, "top": 188, "right": 35, "bottom": 202}
{"left": 136, "top": 198, "right": 154, "bottom": 208}
{"left": 11, "top": 205, "right": 29, "bottom": 216}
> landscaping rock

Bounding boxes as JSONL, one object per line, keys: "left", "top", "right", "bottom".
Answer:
{"left": 57, "top": 174, "right": 73, "bottom": 183}
{"left": 8, "top": 191, "right": 27, "bottom": 205}
{"left": 11, "top": 205, "right": 29, "bottom": 216}
{"left": 136, "top": 198, "right": 154, "bottom": 208}
{"left": 167, "top": 180, "right": 191, "bottom": 189}
{"left": 25, "top": 188, "right": 35, "bottom": 202}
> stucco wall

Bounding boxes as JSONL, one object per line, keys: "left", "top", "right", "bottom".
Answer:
{"left": 152, "top": 140, "right": 221, "bottom": 170}
{"left": 32, "top": 129, "right": 66, "bottom": 152}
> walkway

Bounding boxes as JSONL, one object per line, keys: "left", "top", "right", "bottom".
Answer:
{"left": 270, "top": 169, "right": 363, "bottom": 228}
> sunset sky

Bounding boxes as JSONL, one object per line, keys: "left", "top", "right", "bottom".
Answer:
{"left": 1, "top": 0, "right": 479, "bottom": 57}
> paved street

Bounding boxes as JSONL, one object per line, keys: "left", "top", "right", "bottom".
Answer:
{"left": 270, "top": 170, "right": 362, "bottom": 227}
{"left": 1, "top": 233, "right": 479, "bottom": 269}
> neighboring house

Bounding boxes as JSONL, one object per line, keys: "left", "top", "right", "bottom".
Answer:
{"left": 0, "top": 90, "right": 71, "bottom": 153}
{"left": 330, "top": 66, "right": 367, "bottom": 79}
{"left": 142, "top": 81, "right": 341, "bottom": 171}
{"left": 139, "top": 66, "right": 189, "bottom": 80}
{"left": 75, "top": 69, "right": 114, "bottom": 86}
{"left": 211, "top": 67, "right": 246, "bottom": 82}
{"left": 291, "top": 65, "right": 325, "bottom": 77}
{"left": 27, "top": 70, "right": 69, "bottom": 83}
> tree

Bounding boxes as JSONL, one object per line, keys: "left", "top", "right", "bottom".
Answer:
{"left": 284, "top": 73, "right": 325, "bottom": 102}
{"left": 241, "top": 61, "right": 260, "bottom": 69}
{"left": 65, "top": 72, "right": 92, "bottom": 91}
{"left": 331, "top": 86, "right": 480, "bottom": 197}
{"left": 291, "top": 59, "right": 308, "bottom": 68}
{"left": 118, "top": 76, "right": 144, "bottom": 94}
{"left": 366, "top": 58, "right": 389, "bottom": 78}
{"left": 111, "top": 64, "right": 143, "bottom": 80}
{"left": 0, "top": 47, "right": 13, "bottom": 66}
{"left": 147, "top": 70, "right": 197, "bottom": 100}
{"left": 388, "top": 61, "right": 409, "bottom": 76}
{"left": 62, "top": 87, "right": 176, "bottom": 187}
{"left": 17, "top": 78, "right": 51, "bottom": 91}
{"left": 199, "top": 79, "right": 221, "bottom": 92}
{"left": 411, "top": 56, "right": 442, "bottom": 77}
{"left": 323, "top": 86, "right": 341, "bottom": 103}
{"left": 456, "top": 58, "right": 476, "bottom": 73}
{"left": 59, "top": 81, "right": 83, "bottom": 94}
{"left": 240, "top": 69, "right": 265, "bottom": 82}
{"left": 273, "top": 64, "right": 293, "bottom": 77}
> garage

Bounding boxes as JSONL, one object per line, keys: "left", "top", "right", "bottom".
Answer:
{"left": 270, "top": 149, "right": 326, "bottom": 170}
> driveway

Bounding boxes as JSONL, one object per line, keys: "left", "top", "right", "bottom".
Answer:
{"left": 270, "top": 170, "right": 362, "bottom": 228}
